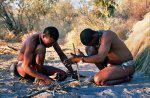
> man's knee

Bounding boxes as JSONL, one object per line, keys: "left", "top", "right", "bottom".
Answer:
{"left": 94, "top": 73, "right": 109, "bottom": 86}
{"left": 35, "top": 45, "right": 46, "bottom": 65}
{"left": 85, "top": 46, "right": 98, "bottom": 56}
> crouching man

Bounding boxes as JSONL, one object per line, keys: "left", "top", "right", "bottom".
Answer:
{"left": 70, "top": 28, "right": 135, "bottom": 86}
{"left": 10, "top": 26, "right": 77, "bottom": 85}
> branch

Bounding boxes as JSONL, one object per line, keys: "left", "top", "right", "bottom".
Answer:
{"left": 23, "top": 79, "right": 75, "bottom": 97}
{"left": 7, "top": 45, "right": 19, "bottom": 51}
{"left": 72, "top": 43, "right": 80, "bottom": 81}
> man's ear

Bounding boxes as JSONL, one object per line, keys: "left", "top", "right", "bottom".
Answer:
{"left": 42, "top": 34, "right": 47, "bottom": 39}
{"left": 43, "top": 33, "right": 51, "bottom": 39}
{"left": 93, "top": 33, "right": 99, "bottom": 41}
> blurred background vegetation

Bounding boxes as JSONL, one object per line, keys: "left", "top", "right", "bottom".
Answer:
{"left": 0, "top": 0, "right": 149, "bottom": 42}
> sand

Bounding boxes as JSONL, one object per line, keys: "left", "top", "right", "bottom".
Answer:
{"left": 0, "top": 41, "right": 149, "bottom": 98}
{"left": 0, "top": 61, "right": 150, "bottom": 98}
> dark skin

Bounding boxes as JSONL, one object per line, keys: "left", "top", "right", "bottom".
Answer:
{"left": 70, "top": 30, "right": 135, "bottom": 86}
{"left": 17, "top": 33, "right": 74, "bottom": 85}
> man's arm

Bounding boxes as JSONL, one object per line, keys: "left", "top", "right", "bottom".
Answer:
{"left": 22, "top": 41, "right": 49, "bottom": 79}
{"left": 53, "top": 42, "right": 74, "bottom": 72}
{"left": 53, "top": 42, "right": 68, "bottom": 62}
{"left": 82, "top": 32, "right": 112, "bottom": 63}
{"left": 71, "top": 31, "right": 112, "bottom": 63}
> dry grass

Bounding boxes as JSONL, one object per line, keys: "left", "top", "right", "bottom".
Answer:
{"left": 0, "top": 29, "right": 16, "bottom": 42}
{"left": 125, "top": 0, "right": 150, "bottom": 20}
{"left": 125, "top": 0, "right": 150, "bottom": 31}
{"left": 125, "top": 12, "right": 150, "bottom": 74}
{"left": 65, "top": 29, "right": 82, "bottom": 47}
{"left": 125, "top": 12, "right": 150, "bottom": 57}
{"left": 21, "top": 30, "right": 38, "bottom": 42}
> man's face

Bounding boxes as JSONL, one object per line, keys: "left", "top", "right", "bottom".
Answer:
{"left": 42, "top": 35, "right": 55, "bottom": 47}
{"left": 86, "top": 38, "right": 98, "bottom": 47}
{"left": 86, "top": 33, "right": 99, "bottom": 47}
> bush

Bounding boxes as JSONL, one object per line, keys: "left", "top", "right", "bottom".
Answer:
{"left": 125, "top": 12, "right": 150, "bottom": 74}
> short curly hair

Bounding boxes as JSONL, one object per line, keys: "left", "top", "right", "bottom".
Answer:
{"left": 43, "top": 26, "right": 59, "bottom": 41}
{"left": 80, "top": 28, "right": 97, "bottom": 45}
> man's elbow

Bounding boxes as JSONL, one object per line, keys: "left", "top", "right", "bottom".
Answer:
{"left": 95, "top": 58, "right": 104, "bottom": 63}
{"left": 23, "top": 65, "right": 38, "bottom": 78}
{"left": 23, "top": 65, "right": 32, "bottom": 74}
{"left": 95, "top": 55, "right": 106, "bottom": 63}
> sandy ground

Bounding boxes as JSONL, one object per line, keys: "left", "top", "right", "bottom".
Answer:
{"left": 0, "top": 42, "right": 150, "bottom": 98}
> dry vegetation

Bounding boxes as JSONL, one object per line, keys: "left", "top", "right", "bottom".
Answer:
{"left": 125, "top": 12, "right": 150, "bottom": 74}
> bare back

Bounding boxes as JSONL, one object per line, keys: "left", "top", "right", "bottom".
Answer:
{"left": 103, "top": 31, "right": 133, "bottom": 65}
{"left": 18, "top": 34, "right": 40, "bottom": 61}
{"left": 94, "top": 31, "right": 135, "bottom": 86}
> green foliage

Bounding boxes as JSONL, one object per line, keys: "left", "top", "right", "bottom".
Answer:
{"left": 0, "top": 0, "right": 149, "bottom": 43}
{"left": 0, "top": 4, "right": 3, "bottom": 18}
{"left": 0, "top": 0, "right": 59, "bottom": 34}
{"left": 93, "top": 0, "right": 117, "bottom": 18}
{"left": 47, "top": 1, "right": 77, "bottom": 38}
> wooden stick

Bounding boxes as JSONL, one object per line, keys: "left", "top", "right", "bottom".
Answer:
{"left": 7, "top": 45, "right": 19, "bottom": 51}
{"left": 23, "top": 79, "right": 75, "bottom": 97}
{"left": 72, "top": 43, "right": 80, "bottom": 81}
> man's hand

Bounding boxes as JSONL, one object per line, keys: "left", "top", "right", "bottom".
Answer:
{"left": 77, "top": 49, "right": 85, "bottom": 57}
{"left": 63, "top": 49, "right": 85, "bottom": 66}
{"left": 69, "top": 56, "right": 81, "bottom": 63}
{"left": 34, "top": 77, "right": 53, "bottom": 85}
{"left": 69, "top": 49, "right": 85, "bottom": 63}
{"left": 69, "top": 53, "right": 83, "bottom": 63}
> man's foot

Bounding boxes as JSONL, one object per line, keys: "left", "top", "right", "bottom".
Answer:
{"left": 10, "top": 62, "right": 34, "bottom": 82}
{"left": 103, "top": 76, "right": 132, "bottom": 86}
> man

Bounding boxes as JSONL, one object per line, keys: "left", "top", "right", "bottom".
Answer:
{"left": 10, "top": 26, "right": 77, "bottom": 85}
{"left": 70, "top": 28, "right": 135, "bottom": 86}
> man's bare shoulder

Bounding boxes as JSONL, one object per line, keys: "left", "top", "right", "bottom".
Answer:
{"left": 103, "top": 30, "right": 116, "bottom": 36}
{"left": 101, "top": 30, "right": 115, "bottom": 41}
{"left": 25, "top": 34, "right": 39, "bottom": 44}
{"left": 22, "top": 34, "right": 39, "bottom": 51}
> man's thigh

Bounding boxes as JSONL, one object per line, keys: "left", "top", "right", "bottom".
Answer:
{"left": 40, "top": 65, "right": 66, "bottom": 76}
{"left": 85, "top": 46, "right": 108, "bottom": 70}
{"left": 95, "top": 65, "right": 135, "bottom": 81}
{"left": 40, "top": 65, "right": 67, "bottom": 81}
{"left": 95, "top": 57, "right": 108, "bottom": 70}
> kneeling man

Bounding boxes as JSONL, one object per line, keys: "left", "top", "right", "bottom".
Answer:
{"left": 70, "top": 28, "right": 135, "bottom": 86}
{"left": 10, "top": 26, "right": 77, "bottom": 85}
